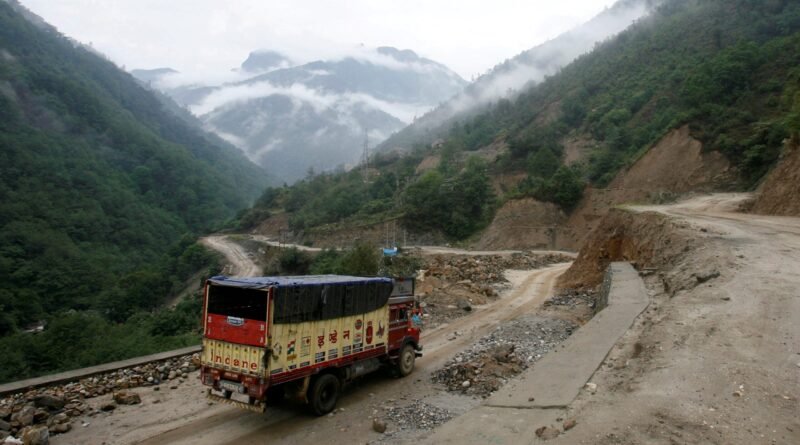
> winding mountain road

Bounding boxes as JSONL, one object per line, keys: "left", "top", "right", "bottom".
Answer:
{"left": 200, "top": 235, "right": 262, "bottom": 277}
{"left": 201, "top": 234, "right": 576, "bottom": 279}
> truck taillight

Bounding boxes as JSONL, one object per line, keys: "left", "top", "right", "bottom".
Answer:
{"left": 202, "top": 373, "right": 214, "bottom": 386}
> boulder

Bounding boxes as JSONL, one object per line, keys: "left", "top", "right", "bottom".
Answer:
{"left": 113, "top": 391, "right": 141, "bottom": 405}
{"left": 99, "top": 403, "right": 116, "bottom": 412}
{"left": 20, "top": 425, "right": 49, "bottom": 445}
{"left": 372, "top": 418, "right": 387, "bottom": 434}
{"left": 456, "top": 298, "right": 472, "bottom": 312}
{"left": 11, "top": 407, "right": 35, "bottom": 428}
{"left": 32, "top": 396, "right": 65, "bottom": 411}
{"left": 31, "top": 410, "right": 48, "bottom": 424}
{"left": 50, "top": 423, "right": 70, "bottom": 435}
{"left": 534, "top": 425, "right": 561, "bottom": 440}
{"left": 3, "top": 435, "right": 22, "bottom": 444}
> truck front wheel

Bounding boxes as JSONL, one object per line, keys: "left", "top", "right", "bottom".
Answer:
{"left": 396, "top": 344, "right": 416, "bottom": 377}
{"left": 309, "top": 373, "right": 340, "bottom": 416}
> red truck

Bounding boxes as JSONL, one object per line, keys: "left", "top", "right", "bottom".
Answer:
{"left": 200, "top": 275, "right": 421, "bottom": 415}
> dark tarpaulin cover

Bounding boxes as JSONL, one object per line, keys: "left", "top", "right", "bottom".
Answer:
{"left": 208, "top": 275, "right": 394, "bottom": 324}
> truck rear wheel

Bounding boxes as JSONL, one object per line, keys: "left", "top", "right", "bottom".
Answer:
{"left": 309, "top": 373, "right": 340, "bottom": 416}
{"left": 396, "top": 344, "right": 416, "bottom": 377}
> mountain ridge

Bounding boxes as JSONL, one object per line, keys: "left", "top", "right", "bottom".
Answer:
{"left": 0, "top": 0, "right": 269, "bottom": 381}
{"left": 134, "top": 46, "right": 467, "bottom": 183}
{"left": 377, "top": 0, "right": 654, "bottom": 153}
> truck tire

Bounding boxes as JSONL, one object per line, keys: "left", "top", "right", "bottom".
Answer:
{"left": 396, "top": 344, "right": 416, "bottom": 377}
{"left": 309, "top": 373, "right": 340, "bottom": 416}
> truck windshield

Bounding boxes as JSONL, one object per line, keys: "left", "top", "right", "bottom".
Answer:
{"left": 207, "top": 285, "right": 268, "bottom": 322}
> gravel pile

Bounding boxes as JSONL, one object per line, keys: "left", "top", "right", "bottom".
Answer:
{"left": 0, "top": 353, "right": 200, "bottom": 442}
{"left": 432, "top": 316, "right": 576, "bottom": 397}
{"left": 384, "top": 400, "right": 454, "bottom": 431}
{"left": 544, "top": 289, "right": 598, "bottom": 309}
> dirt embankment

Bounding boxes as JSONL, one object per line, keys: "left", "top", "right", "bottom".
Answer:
{"left": 567, "top": 125, "right": 735, "bottom": 244}
{"left": 477, "top": 125, "right": 736, "bottom": 252}
{"left": 752, "top": 140, "right": 800, "bottom": 216}
{"left": 558, "top": 209, "right": 696, "bottom": 291}
{"left": 473, "top": 198, "right": 576, "bottom": 251}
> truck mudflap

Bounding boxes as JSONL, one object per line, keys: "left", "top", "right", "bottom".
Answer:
{"left": 206, "top": 389, "right": 267, "bottom": 413}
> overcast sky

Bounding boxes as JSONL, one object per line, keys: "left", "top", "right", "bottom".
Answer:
{"left": 20, "top": 0, "right": 618, "bottom": 81}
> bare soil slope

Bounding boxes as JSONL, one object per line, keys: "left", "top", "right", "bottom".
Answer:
{"left": 608, "top": 125, "right": 732, "bottom": 192}
{"left": 752, "top": 141, "right": 800, "bottom": 216}
{"left": 478, "top": 126, "right": 735, "bottom": 253}
{"left": 567, "top": 125, "right": 735, "bottom": 244}
{"left": 558, "top": 209, "right": 694, "bottom": 290}
{"left": 473, "top": 198, "right": 575, "bottom": 251}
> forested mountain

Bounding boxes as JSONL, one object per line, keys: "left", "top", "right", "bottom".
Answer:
{"left": 376, "top": 0, "right": 654, "bottom": 153}
{"left": 0, "top": 0, "right": 268, "bottom": 381}
{"left": 240, "top": 0, "right": 800, "bottom": 244}
{"left": 136, "top": 47, "right": 467, "bottom": 184}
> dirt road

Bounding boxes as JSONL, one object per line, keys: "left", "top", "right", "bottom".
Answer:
{"left": 199, "top": 234, "right": 576, "bottom": 283}
{"left": 52, "top": 261, "right": 570, "bottom": 445}
{"left": 547, "top": 194, "right": 800, "bottom": 444}
{"left": 200, "top": 235, "right": 261, "bottom": 277}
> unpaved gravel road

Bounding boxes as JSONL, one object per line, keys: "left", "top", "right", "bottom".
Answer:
{"left": 52, "top": 234, "right": 570, "bottom": 445}
{"left": 548, "top": 194, "right": 800, "bottom": 445}
{"left": 200, "top": 235, "right": 261, "bottom": 277}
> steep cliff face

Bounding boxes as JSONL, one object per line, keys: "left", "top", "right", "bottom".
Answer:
{"left": 751, "top": 141, "right": 800, "bottom": 216}
{"left": 558, "top": 209, "right": 692, "bottom": 290}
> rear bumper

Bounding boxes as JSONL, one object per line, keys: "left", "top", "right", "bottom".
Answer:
{"left": 206, "top": 389, "right": 267, "bottom": 413}
{"left": 201, "top": 365, "right": 268, "bottom": 400}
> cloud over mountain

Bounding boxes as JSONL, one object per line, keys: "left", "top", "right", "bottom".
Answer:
{"left": 134, "top": 46, "right": 466, "bottom": 183}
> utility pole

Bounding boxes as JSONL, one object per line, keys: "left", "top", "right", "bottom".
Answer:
{"left": 362, "top": 128, "right": 370, "bottom": 183}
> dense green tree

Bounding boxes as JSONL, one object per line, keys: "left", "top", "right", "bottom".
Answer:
{"left": 401, "top": 157, "right": 495, "bottom": 239}
{"left": 0, "top": 1, "right": 264, "bottom": 381}
{"left": 527, "top": 148, "right": 561, "bottom": 179}
{"left": 338, "top": 242, "right": 382, "bottom": 276}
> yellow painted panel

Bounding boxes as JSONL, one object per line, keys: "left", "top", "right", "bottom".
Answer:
{"left": 267, "top": 304, "right": 389, "bottom": 375}
{"left": 201, "top": 338, "right": 266, "bottom": 376}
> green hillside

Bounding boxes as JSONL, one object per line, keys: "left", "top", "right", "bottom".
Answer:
{"left": 241, "top": 0, "right": 800, "bottom": 243}
{"left": 0, "top": 2, "right": 267, "bottom": 381}
{"left": 453, "top": 0, "right": 800, "bottom": 187}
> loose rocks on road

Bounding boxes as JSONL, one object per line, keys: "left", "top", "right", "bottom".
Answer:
{"left": 432, "top": 315, "right": 576, "bottom": 397}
